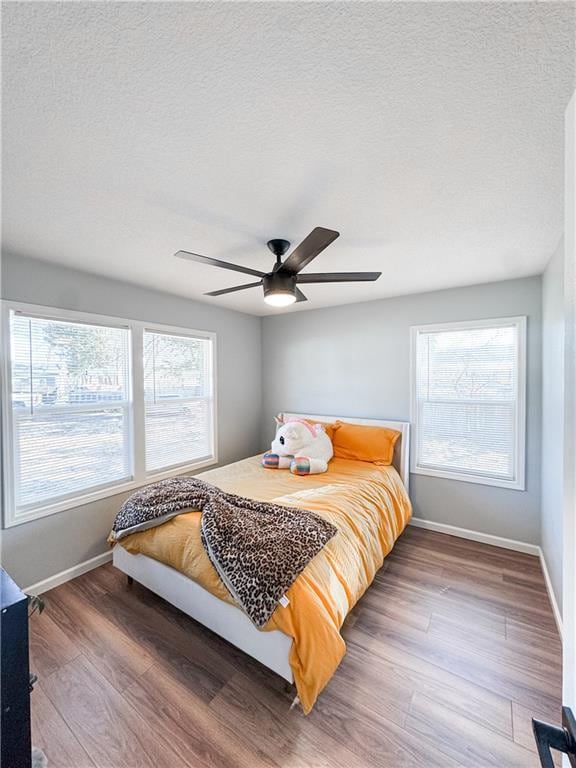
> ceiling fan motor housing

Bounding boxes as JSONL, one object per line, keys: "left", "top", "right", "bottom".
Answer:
{"left": 263, "top": 271, "right": 296, "bottom": 299}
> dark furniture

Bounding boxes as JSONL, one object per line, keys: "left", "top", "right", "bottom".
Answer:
{"left": 533, "top": 708, "right": 576, "bottom": 767}
{"left": 1, "top": 568, "right": 31, "bottom": 768}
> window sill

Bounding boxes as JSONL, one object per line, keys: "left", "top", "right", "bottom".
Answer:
{"left": 3, "top": 455, "right": 218, "bottom": 528}
{"left": 410, "top": 464, "right": 525, "bottom": 491}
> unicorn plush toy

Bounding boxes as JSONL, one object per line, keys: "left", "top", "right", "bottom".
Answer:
{"left": 262, "top": 415, "right": 334, "bottom": 475}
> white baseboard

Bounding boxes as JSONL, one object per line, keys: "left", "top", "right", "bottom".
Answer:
{"left": 538, "top": 548, "right": 563, "bottom": 641}
{"left": 24, "top": 551, "right": 113, "bottom": 595}
{"left": 409, "top": 517, "right": 540, "bottom": 555}
{"left": 409, "top": 517, "right": 563, "bottom": 640}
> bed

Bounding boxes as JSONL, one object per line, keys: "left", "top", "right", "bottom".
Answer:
{"left": 112, "top": 412, "right": 411, "bottom": 712}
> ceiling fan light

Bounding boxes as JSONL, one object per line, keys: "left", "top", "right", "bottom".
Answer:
{"left": 264, "top": 291, "right": 296, "bottom": 307}
{"left": 262, "top": 272, "right": 297, "bottom": 308}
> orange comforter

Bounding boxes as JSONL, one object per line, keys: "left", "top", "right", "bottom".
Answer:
{"left": 116, "top": 455, "right": 411, "bottom": 712}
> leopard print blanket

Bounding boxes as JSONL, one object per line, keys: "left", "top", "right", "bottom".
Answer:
{"left": 110, "top": 477, "right": 337, "bottom": 627}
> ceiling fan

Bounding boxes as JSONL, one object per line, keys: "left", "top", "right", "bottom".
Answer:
{"left": 175, "top": 227, "right": 382, "bottom": 307}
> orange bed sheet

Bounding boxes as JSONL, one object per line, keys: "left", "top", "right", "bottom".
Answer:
{"left": 117, "top": 455, "right": 412, "bottom": 712}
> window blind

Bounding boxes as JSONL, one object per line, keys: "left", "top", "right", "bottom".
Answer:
{"left": 143, "top": 330, "right": 213, "bottom": 473}
{"left": 9, "top": 312, "right": 131, "bottom": 510}
{"left": 413, "top": 320, "right": 524, "bottom": 486}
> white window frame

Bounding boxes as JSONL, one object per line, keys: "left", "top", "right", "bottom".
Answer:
{"left": 1, "top": 301, "right": 218, "bottom": 527}
{"left": 410, "top": 316, "right": 527, "bottom": 490}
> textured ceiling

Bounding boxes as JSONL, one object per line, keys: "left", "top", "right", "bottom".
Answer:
{"left": 2, "top": 2, "right": 575, "bottom": 316}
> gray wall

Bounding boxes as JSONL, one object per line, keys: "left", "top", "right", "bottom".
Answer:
{"left": 262, "top": 277, "right": 542, "bottom": 544}
{"left": 541, "top": 241, "right": 565, "bottom": 610}
{"left": 1, "top": 253, "right": 262, "bottom": 587}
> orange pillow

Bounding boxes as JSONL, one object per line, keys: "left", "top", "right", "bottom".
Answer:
{"left": 303, "top": 419, "right": 337, "bottom": 442}
{"left": 331, "top": 421, "right": 400, "bottom": 464}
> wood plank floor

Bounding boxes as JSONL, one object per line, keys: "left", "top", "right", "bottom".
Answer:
{"left": 29, "top": 527, "right": 562, "bottom": 768}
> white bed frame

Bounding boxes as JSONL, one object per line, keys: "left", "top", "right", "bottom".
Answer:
{"left": 112, "top": 413, "right": 410, "bottom": 683}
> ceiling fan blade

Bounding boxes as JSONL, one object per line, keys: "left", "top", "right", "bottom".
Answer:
{"left": 175, "top": 250, "right": 265, "bottom": 278}
{"left": 295, "top": 287, "right": 308, "bottom": 303}
{"left": 204, "top": 281, "right": 262, "bottom": 297}
{"left": 281, "top": 227, "right": 340, "bottom": 275}
{"left": 297, "top": 271, "right": 382, "bottom": 283}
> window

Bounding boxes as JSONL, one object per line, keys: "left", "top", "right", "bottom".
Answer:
{"left": 411, "top": 317, "right": 526, "bottom": 489}
{"left": 2, "top": 303, "right": 217, "bottom": 526}
{"left": 8, "top": 313, "right": 132, "bottom": 511}
{"left": 144, "top": 330, "right": 214, "bottom": 473}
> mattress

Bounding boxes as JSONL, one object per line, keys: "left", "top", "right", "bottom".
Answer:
{"left": 117, "top": 454, "right": 412, "bottom": 712}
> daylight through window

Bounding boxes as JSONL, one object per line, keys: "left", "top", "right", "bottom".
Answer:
{"left": 3, "top": 306, "right": 216, "bottom": 525}
{"left": 411, "top": 317, "right": 526, "bottom": 489}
